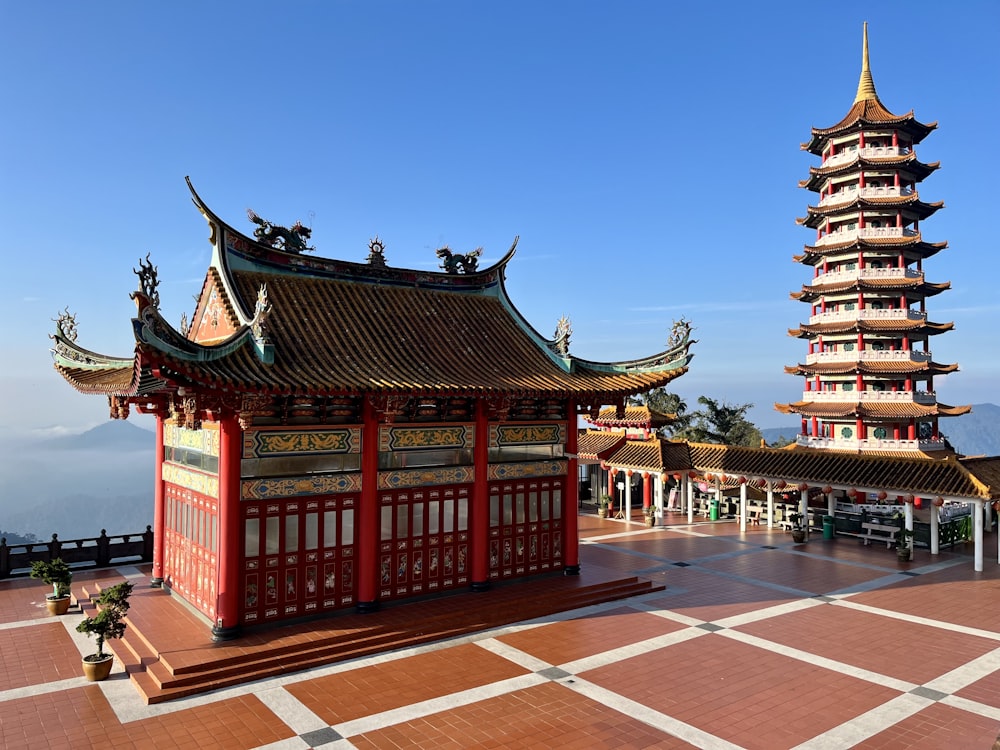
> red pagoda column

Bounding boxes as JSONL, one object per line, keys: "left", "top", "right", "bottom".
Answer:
{"left": 356, "top": 397, "right": 380, "bottom": 612}
{"left": 563, "top": 398, "right": 580, "bottom": 575}
{"left": 470, "top": 398, "right": 490, "bottom": 591}
{"left": 150, "top": 414, "right": 166, "bottom": 587}
{"left": 212, "top": 414, "right": 242, "bottom": 641}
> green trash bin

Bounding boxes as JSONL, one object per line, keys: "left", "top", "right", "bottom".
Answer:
{"left": 709, "top": 499, "right": 720, "bottom": 521}
{"left": 822, "top": 515, "right": 835, "bottom": 540}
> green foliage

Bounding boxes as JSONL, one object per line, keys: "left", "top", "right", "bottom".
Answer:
{"left": 76, "top": 580, "right": 133, "bottom": 659}
{"left": 675, "top": 396, "right": 763, "bottom": 447}
{"left": 628, "top": 388, "right": 692, "bottom": 436}
{"left": 29, "top": 558, "right": 72, "bottom": 598}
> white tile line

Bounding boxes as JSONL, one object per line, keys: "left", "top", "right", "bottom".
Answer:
{"left": 923, "top": 646, "right": 1000, "bottom": 694}
{"left": 564, "top": 677, "right": 746, "bottom": 750}
{"left": 476, "top": 637, "right": 554, "bottom": 672}
{"left": 790, "top": 692, "right": 931, "bottom": 750}
{"left": 256, "top": 686, "right": 330, "bottom": 734}
{"left": 330, "top": 673, "right": 548, "bottom": 738}
{"left": 940, "top": 694, "right": 1000, "bottom": 722}
{"left": 833, "top": 599, "right": 1000, "bottom": 642}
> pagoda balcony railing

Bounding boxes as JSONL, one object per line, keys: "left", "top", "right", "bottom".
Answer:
{"left": 808, "top": 308, "right": 927, "bottom": 325}
{"left": 805, "top": 349, "right": 931, "bottom": 365}
{"left": 800, "top": 390, "right": 937, "bottom": 404}
{"left": 814, "top": 226, "right": 918, "bottom": 247}
{"left": 811, "top": 267, "right": 922, "bottom": 286}
{"left": 818, "top": 185, "right": 913, "bottom": 207}
{"left": 823, "top": 145, "right": 904, "bottom": 168}
{"left": 794, "top": 435, "right": 946, "bottom": 452}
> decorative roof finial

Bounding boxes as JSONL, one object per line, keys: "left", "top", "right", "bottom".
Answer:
{"left": 854, "top": 22, "right": 880, "bottom": 104}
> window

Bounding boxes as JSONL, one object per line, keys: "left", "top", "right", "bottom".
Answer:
{"left": 841, "top": 427, "right": 854, "bottom": 438}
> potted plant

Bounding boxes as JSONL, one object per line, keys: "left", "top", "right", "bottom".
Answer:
{"left": 643, "top": 504, "right": 657, "bottom": 527}
{"left": 76, "top": 580, "right": 133, "bottom": 681}
{"left": 598, "top": 494, "right": 610, "bottom": 518}
{"left": 789, "top": 513, "right": 806, "bottom": 543}
{"left": 897, "top": 528, "right": 913, "bottom": 562}
{"left": 29, "top": 558, "right": 73, "bottom": 616}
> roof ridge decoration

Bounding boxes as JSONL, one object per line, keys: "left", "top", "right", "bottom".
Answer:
{"left": 134, "top": 253, "right": 160, "bottom": 309}
{"left": 553, "top": 316, "right": 572, "bottom": 357}
{"left": 436, "top": 246, "right": 483, "bottom": 274}
{"left": 249, "top": 284, "right": 274, "bottom": 364}
{"left": 247, "top": 209, "right": 315, "bottom": 254}
{"left": 854, "top": 22, "right": 879, "bottom": 104}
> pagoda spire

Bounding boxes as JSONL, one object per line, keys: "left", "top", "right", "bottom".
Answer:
{"left": 854, "top": 22, "right": 879, "bottom": 104}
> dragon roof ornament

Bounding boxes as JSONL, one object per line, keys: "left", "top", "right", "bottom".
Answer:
{"left": 553, "top": 316, "right": 572, "bottom": 357}
{"left": 134, "top": 253, "right": 160, "bottom": 309}
{"left": 247, "top": 209, "right": 315, "bottom": 254}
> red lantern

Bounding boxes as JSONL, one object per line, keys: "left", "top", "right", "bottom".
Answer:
{"left": 739, "top": 476, "right": 747, "bottom": 484}
{"left": 719, "top": 474, "right": 728, "bottom": 483}
{"left": 847, "top": 488, "right": 857, "bottom": 498}
{"left": 933, "top": 496, "right": 944, "bottom": 507}
{"left": 775, "top": 480, "right": 786, "bottom": 490}
{"left": 688, "top": 471, "right": 697, "bottom": 480}
{"left": 822, "top": 485, "right": 833, "bottom": 495}
{"left": 798, "top": 483, "right": 809, "bottom": 491}
{"left": 704, "top": 473, "right": 714, "bottom": 482}
{"left": 904, "top": 494, "right": 915, "bottom": 504}
{"left": 914, "top": 497, "right": 922, "bottom": 508}
{"left": 673, "top": 473, "right": 681, "bottom": 481}
{"left": 626, "top": 470, "right": 633, "bottom": 478}
{"left": 876, "top": 490, "right": 887, "bottom": 501}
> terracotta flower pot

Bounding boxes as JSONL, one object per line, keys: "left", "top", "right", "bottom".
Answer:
{"left": 82, "top": 654, "right": 114, "bottom": 682}
{"left": 46, "top": 596, "right": 71, "bottom": 616}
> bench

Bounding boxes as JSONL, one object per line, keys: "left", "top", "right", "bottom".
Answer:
{"left": 747, "top": 508, "right": 763, "bottom": 525}
{"left": 860, "top": 522, "right": 898, "bottom": 548}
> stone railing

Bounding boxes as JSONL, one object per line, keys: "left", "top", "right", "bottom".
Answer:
{"left": 808, "top": 308, "right": 926, "bottom": 325}
{"left": 795, "top": 435, "right": 946, "bottom": 452}
{"left": 818, "top": 185, "right": 912, "bottom": 207}
{"left": 814, "top": 227, "right": 918, "bottom": 247}
{"left": 0, "top": 527, "right": 153, "bottom": 579}
{"left": 801, "top": 390, "right": 937, "bottom": 404}
{"left": 811, "top": 267, "right": 921, "bottom": 286}
{"left": 805, "top": 349, "right": 932, "bottom": 365}
{"left": 823, "top": 145, "right": 905, "bottom": 168}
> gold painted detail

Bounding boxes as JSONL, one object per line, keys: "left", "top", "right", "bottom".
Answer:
{"left": 244, "top": 428, "right": 359, "bottom": 459}
{"left": 492, "top": 424, "right": 564, "bottom": 447}
{"left": 487, "top": 461, "right": 566, "bottom": 480}
{"left": 241, "top": 472, "right": 362, "bottom": 500}
{"left": 377, "top": 466, "right": 474, "bottom": 490}
{"left": 379, "top": 425, "right": 472, "bottom": 452}
{"left": 164, "top": 423, "right": 220, "bottom": 456}
{"left": 854, "top": 22, "right": 880, "bottom": 104}
{"left": 163, "top": 464, "right": 219, "bottom": 496}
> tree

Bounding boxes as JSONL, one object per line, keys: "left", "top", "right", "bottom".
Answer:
{"left": 677, "top": 396, "right": 763, "bottom": 447}
{"left": 629, "top": 388, "right": 691, "bottom": 437}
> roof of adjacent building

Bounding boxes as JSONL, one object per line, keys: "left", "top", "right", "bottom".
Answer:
{"left": 52, "top": 180, "right": 695, "bottom": 404}
{"left": 594, "top": 437, "right": 998, "bottom": 501}
{"left": 584, "top": 405, "right": 676, "bottom": 428}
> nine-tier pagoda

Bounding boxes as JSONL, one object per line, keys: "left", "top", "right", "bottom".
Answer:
{"left": 776, "top": 24, "right": 970, "bottom": 452}
{"left": 51, "top": 179, "right": 694, "bottom": 639}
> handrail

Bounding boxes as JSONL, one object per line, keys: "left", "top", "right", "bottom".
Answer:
{"left": 0, "top": 527, "right": 153, "bottom": 578}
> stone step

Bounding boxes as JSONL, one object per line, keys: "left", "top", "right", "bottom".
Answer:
{"left": 126, "top": 575, "right": 662, "bottom": 704}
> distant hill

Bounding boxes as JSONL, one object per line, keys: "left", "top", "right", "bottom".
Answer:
{"left": 760, "top": 402, "right": 1000, "bottom": 457}
{"left": 41, "top": 420, "right": 155, "bottom": 452}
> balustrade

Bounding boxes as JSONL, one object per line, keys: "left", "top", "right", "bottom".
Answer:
{"left": 0, "top": 527, "right": 153, "bottom": 578}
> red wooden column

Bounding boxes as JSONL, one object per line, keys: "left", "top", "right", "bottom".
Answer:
{"left": 563, "top": 398, "right": 580, "bottom": 575}
{"left": 642, "top": 472, "right": 651, "bottom": 509}
{"left": 150, "top": 414, "right": 166, "bottom": 587}
{"left": 470, "top": 398, "right": 490, "bottom": 591}
{"left": 356, "top": 397, "right": 380, "bottom": 612}
{"left": 212, "top": 414, "right": 242, "bottom": 641}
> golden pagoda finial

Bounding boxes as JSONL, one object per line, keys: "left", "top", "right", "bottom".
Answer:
{"left": 854, "top": 21, "right": 880, "bottom": 103}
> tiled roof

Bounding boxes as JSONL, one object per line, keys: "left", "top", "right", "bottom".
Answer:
{"left": 577, "top": 431, "right": 626, "bottom": 461}
{"left": 784, "top": 360, "right": 959, "bottom": 377}
{"left": 686, "top": 442, "right": 993, "bottom": 500}
{"left": 801, "top": 194, "right": 943, "bottom": 227}
{"left": 606, "top": 439, "right": 667, "bottom": 472}
{"left": 586, "top": 405, "right": 675, "bottom": 428}
{"left": 800, "top": 235, "right": 946, "bottom": 256}
{"left": 779, "top": 400, "right": 969, "bottom": 420}
{"left": 791, "top": 320, "right": 954, "bottom": 337}
{"left": 801, "top": 152, "right": 939, "bottom": 184}
{"left": 802, "top": 99, "right": 936, "bottom": 154}
{"left": 53, "top": 184, "right": 695, "bottom": 401}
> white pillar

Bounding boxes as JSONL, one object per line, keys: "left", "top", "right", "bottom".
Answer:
{"left": 766, "top": 486, "right": 774, "bottom": 529}
{"left": 930, "top": 502, "right": 939, "bottom": 555}
{"left": 687, "top": 478, "right": 694, "bottom": 524}
{"left": 974, "top": 501, "right": 984, "bottom": 572}
{"left": 715, "top": 482, "right": 722, "bottom": 521}
{"left": 624, "top": 477, "right": 632, "bottom": 522}
{"left": 904, "top": 502, "right": 914, "bottom": 560}
{"left": 827, "top": 491, "right": 836, "bottom": 516}
{"left": 986, "top": 501, "right": 994, "bottom": 534}
{"left": 800, "top": 489, "right": 809, "bottom": 540}
{"left": 739, "top": 483, "right": 747, "bottom": 532}
{"left": 655, "top": 476, "right": 663, "bottom": 523}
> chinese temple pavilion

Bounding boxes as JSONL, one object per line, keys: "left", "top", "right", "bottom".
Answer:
{"left": 51, "top": 179, "right": 694, "bottom": 639}
{"left": 777, "top": 23, "right": 970, "bottom": 452}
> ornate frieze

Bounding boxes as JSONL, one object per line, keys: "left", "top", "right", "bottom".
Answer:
{"left": 377, "top": 466, "right": 474, "bottom": 490}
{"left": 487, "top": 461, "right": 566, "bottom": 480}
{"left": 379, "top": 425, "right": 473, "bottom": 452}
{"left": 490, "top": 423, "right": 565, "bottom": 447}
{"left": 164, "top": 422, "right": 220, "bottom": 456}
{"left": 164, "top": 464, "right": 219, "bottom": 496}
{"left": 241, "top": 472, "right": 361, "bottom": 500}
{"left": 243, "top": 428, "right": 361, "bottom": 459}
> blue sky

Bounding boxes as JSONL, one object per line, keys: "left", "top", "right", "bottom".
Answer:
{"left": 1, "top": 1, "right": 997, "bottom": 440}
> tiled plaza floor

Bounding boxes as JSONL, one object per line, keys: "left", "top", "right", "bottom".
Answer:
{"left": 2, "top": 512, "right": 1000, "bottom": 749}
